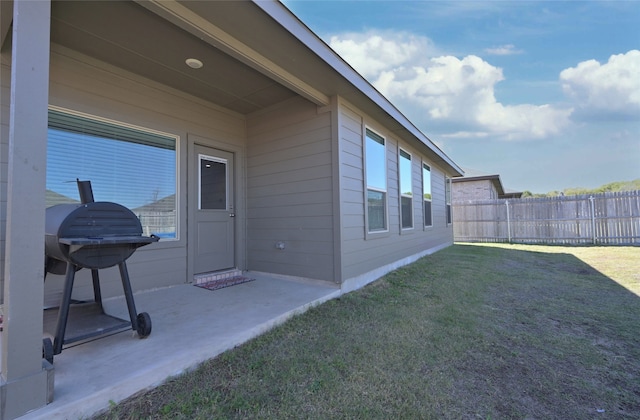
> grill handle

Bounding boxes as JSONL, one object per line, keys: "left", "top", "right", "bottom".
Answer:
{"left": 77, "top": 179, "right": 95, "bottom": 204}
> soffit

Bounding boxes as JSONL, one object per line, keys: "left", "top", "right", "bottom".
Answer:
{"left": 177, "top": 0, "right": 350, "bottom": 96}
{"left": 178, "top": 1, "right": 403, "bottom": 129}
{"left": 50, "top": 0, "right": 298, "bottom": 114}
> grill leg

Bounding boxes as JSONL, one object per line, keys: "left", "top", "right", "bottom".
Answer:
{"left": 118, "top": 262, "right": 139, "bottom": 332}
{"left": 91, "top": 269, "right": 103, "bottom": 309}
{"left": 54, "top": 263, "right": 77, "bottom": 355}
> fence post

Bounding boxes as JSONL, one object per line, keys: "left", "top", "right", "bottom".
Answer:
{"left": 589, "top": 195, "right": 596, "bottom": 244}
{"left": 506, "top": 200, "right": 511, "bottom": 243}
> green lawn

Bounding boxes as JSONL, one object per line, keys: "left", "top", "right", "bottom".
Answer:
{"left": 97, "top": 244, "right": 640, "bottom": 419}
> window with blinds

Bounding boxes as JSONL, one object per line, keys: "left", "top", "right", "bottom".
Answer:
{"left": 47, "top": 108, "right": 178, "bottom": 238}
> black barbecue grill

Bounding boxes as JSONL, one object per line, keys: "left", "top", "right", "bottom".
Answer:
{"left": 43, "top": 180, "right": 159, "bottom": 363}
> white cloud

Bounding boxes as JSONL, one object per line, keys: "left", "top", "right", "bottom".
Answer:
{"left": 329, "top": 31, "right": 572, "bottom": 140}
{"left": 560, "top": 50, "right": 640, "bottom": 120}
{"left": 484, "top": 44, "right": 523, "bottom": 56}
{"left": 329, "top": 30, "right": 437, "bottom": 79}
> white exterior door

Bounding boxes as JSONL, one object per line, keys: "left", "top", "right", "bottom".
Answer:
{"left": 193, "top": 145, "right": 235, "bottom": 274}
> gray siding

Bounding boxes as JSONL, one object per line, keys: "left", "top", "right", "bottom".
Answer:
{"left": 2, "top": 45, "right": 246, "bottom": 305}
{"left": 338, "top": 101, "right": 453, "bottom": 282}
{"left": 0, "top": 51, "right": 9, "bottom": 303}
{"left": 246, "top": 97, "right": 335, "bottom": 281}
{"left": 2, "top": 48, "right": 457, "bottom": 302}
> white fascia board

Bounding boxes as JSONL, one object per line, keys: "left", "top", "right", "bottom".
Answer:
{"left": 254, "top": 0, "right": 463, "bottom": 177}
{"left": 135, "top": 0, "right": 330, "bottom": 107}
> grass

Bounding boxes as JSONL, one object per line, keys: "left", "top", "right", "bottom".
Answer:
{"left": 96, "top": 244, "right": 640, "bottom": 419}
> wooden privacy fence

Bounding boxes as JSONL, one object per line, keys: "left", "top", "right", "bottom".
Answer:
{"left": 453, "top": 190, "right": 640, "bottom": 245}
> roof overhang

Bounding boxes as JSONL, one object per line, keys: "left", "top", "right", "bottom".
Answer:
{"left": 7, "top": 0, "right": 462, "bottom": 176}
{"left": 134, "top": 0, "right": 330, "bottom": 108}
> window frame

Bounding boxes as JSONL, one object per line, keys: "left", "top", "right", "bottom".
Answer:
{"left": 364, "top": 127, "right": 389, "bottom": 235}
{"left": 398, "top": 147, "right": 414, "bottom": 231}
{"left": 47, "top": 105, "right": 180, "bottom": 240}
{"left": 422, "top": 161, "right": 433, "bottom": 228}
{"left": 445, "top": 176, "right": 452, "bottom": 226}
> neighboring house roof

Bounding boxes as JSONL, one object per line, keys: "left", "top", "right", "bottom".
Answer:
{"left": 133, "top": 194, "right": 176, "bottom": 213}
{"left": 501, "top": 188, "right": 524, "bottom": 199}
{"left": 452, "top": 169, "right": 523, "bottom": 199}
{"left": 46, "top": 189, "right": 79, "bottom": 206}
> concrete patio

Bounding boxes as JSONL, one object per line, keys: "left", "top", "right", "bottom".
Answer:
{"left": 17, "top": 273, "right": 341, "bottom": 419}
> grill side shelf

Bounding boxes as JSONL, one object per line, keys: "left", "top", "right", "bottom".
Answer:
{"left": 58, "top": 236, "right": 159, "bottom": 246}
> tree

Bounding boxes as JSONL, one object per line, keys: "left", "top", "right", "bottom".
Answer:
{"left": 532, "top": 179, "right": 640, "bottom": 197}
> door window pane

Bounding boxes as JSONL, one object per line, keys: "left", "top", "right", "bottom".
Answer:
{"left": 200, "top": 156, "right": 227, "bottom": 210}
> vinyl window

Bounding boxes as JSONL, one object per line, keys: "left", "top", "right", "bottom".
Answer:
{"left": 399, "top": 148, "right": 413, "bottom": 229}
{"left": 365, "top": 128, "right": 387, "bottom": 232}
{"left": 445, "top": 176, "right": 452, "bottom": 225}
{"left": 423, "top": 163, "right": 432, "bottom": 227}
{"left": 47, "top": 108, "right": 178, "bottom": 239}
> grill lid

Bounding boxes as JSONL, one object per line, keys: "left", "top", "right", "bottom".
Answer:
{"left": 45, "top": 201, "right": 157, "bottom": 271}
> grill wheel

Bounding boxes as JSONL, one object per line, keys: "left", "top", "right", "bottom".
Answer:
{"left": 136, "top": 312, "right": 152, "bottom": 338}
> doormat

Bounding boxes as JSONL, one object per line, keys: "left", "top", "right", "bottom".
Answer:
{"left": 195, "top": 276, "right": 255, "bottom": 291}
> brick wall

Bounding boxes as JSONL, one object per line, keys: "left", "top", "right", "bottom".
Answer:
{"left": 452, "top": 179, "right": 497, "bottom": 201}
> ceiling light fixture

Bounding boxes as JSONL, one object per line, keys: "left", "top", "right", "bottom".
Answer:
{"left": 185, "top": 58, "right": 203, "bottom": 69}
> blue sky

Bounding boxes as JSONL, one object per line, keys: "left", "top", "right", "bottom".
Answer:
{"left": 282, "top": 0, "right": 640, "bottom": 193}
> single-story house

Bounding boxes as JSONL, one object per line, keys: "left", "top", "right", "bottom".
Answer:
{"left": 452, "top": 169, "right": 522, "bottom": 201}
{"left": 0, "top": 1, "right": 462, "bottom": 417}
